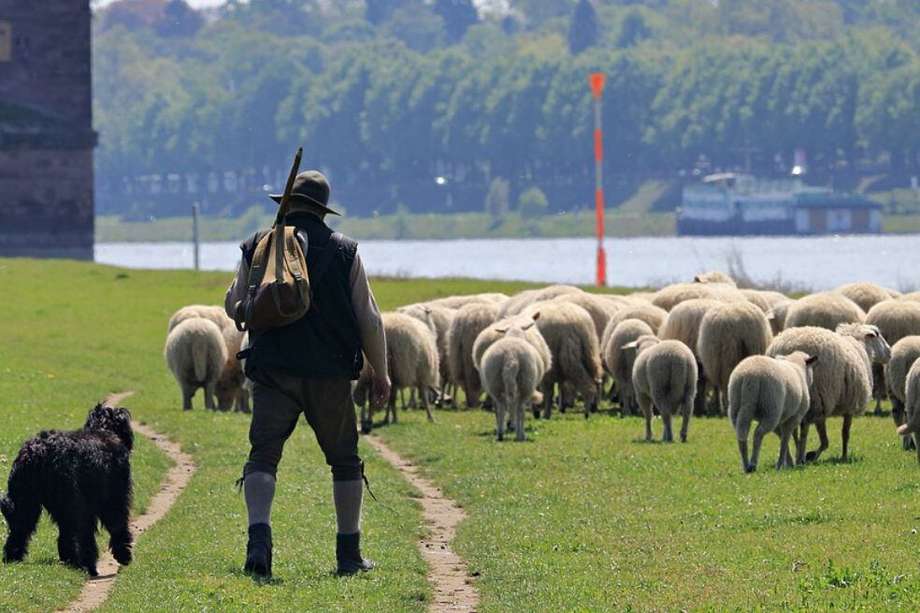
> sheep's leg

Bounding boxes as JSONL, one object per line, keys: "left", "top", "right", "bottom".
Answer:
{"left": 840, "top": 415, "right": 853, "bottom": 462}
{"left": 662, "top": 412, "right": 674, "bottom": 443}
{"left": 915, "top": 433, "right": 920, "bottom": 464}
{"left": 679, "top": 401, "right": 691, "bottom": 443}
{"left": 777, "top": 427, "right": 793, "bottom": 470}
{"left": 797, "top": 422, "right": 810, "bottom": 465}
{"left": 421, "top": 387, "right": 435, "bottom": 423}
{"left": 180, "top": 382, "right": 195, "bottom": 411}
{"left": 409, "top": 388, "right": 418, "bottom": 409}
{"left": 805, "top": 419, "right": 829, "bottom": 463}
{"left": 515, "top": 403, "right": 526, "bottom": 442}
{"left": 748, "top": 421, "right": 770, "bottom": 472}
{"left": 495, "top": 401, "right": 506, "bottom": 442}
{"left": 718, "top": 386, "right": 728, "bottom": 418}
{"left": 388, "top": 387, "right": 398, "bottom": 424}
{"left": 542, "top": 382, "right": 554, "bottom": 420}
{"left": 737, "top": 439, "right": 750, "bottom": 474}
{"left": 205, "top": 383, "right": 218, "bottom": 411}
{"left": 397, "top": 388, "right": 406, "bottom": 410}
{"left": 638, "top": 394, "right": 653, "bottom": 442}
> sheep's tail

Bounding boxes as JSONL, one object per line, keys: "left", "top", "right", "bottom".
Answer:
{"left": 502, "top": 352, "right": 521, "bottom": 412}
{"left": 559, "top": 338, "right": 596, "bottom": 398}
{"left": 731, "top": 376, "right": 760, "bottom": 444}
{"left": 192, "top": 340, "right": 209, "bottom": 383}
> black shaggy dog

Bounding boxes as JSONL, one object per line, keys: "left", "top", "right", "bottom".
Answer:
{"left": 1, "top": 404, "right": 134, "bottom": 576}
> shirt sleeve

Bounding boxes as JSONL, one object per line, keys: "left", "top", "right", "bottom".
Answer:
{"left": 225, "top": 257, "right": 250, "bottom": 320}
{"left": 350, "top": 251, "right": 388, "bottom": 377}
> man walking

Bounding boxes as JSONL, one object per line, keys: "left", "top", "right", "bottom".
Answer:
{"left": 225, "top": 170, "right": 390, "bottom": 578}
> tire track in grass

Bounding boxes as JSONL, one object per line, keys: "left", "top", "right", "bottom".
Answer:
{"left": 364, "top": 434, "right": 480, "bottom": 613}
{"left": 61, "top": 392, "right": 197, "bottom": 613}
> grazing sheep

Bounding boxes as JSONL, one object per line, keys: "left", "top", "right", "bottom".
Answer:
{"left": 784, "top": 292, "right": 866, "bottom": 331}
{"left": 900, "top": 291, "right": 920, "bottom": 303}
{"left": 897, "top": 360, "right": 920, "bottom": 463}
{"left": 447, "top": 302, "right": 500, "bottom": 408}
{"left": 480, "top": 328, "right": 547, "bottom": 441}
{"left": 521, "top": 301, "right": 602, "bottom": 419}
{"left": 728, "top": 352, "right": 817, "bottom": 473}
{"left": 835, "top": 282, "right": 896, "bottom": 313}
{"left": 885, "top": 336, "right": 920, "bottom": 450}
{"left": 216, "top": 326, "right": 250, "bottom": 413}
{"left": 603, "top": 319, "right": 655, "bottom": 415}
{"left": 602, "top": 303, "right": 668, "bottom": 346}
{"left": 164, "top": 318, "right": 228, "bottom": 410}
{"left": 381, "top": 312, "right": 440, "bottom": 423}
{"left": 864, "top": 300, "right": 920, "bottom": 413}
{"left": 694, "top": 271, "right": 736, "bottom": 286}
{"left": 652, "top": 282, "right": 744, "bottom": 311}
{"left": 627, "top": 336, "right": 698, "bottom": 443}
{"left": 426, "top": 293, "right": 508, "bottom": 309}
{"left": 497, "top": 285, "right": 583, "bottom": 319}
{"left": 740, "top": 289, "right": 788, "bottom": 314}
{"left": 398, "top": 303, "right": 455, "bottom": 403}
{"left": 472, "top": 313, "right": 552, "bottom": 376}
{"left": 767, "top": 324, "right": 891, "bottom": 463}
{"left": 659, "top": 298, "right": 720, "bottom": 415}
{"left": 167, "top": 304, "right": 231, "bottom": 333}
{"left": 698, "top": 301, "right": 773, "bottom": 415}
{"left": 552, "top": 291, "right": 618, "bottom": 341}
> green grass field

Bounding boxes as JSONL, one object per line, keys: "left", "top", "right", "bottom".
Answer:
{"left": 3, "top": 259, "right": 920, "bottom": 611}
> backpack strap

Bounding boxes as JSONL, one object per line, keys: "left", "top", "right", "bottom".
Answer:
{"left": 310, "top": 232, "right": 343, "bottom": 290}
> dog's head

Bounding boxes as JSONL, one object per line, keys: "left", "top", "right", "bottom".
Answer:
{"left": 85, "top": 404, "right": 134, "bottom": 451}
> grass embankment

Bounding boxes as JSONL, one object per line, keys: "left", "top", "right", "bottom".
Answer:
{"left": 97, "top": 210, "right": 675, "bottom": 243}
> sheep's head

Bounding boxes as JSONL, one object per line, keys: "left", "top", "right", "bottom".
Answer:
{"left": 836, "top": 323, "right": 891, "bottom": 364}
{"left": 621, "top": 335, "right": 660, "bottom": 355}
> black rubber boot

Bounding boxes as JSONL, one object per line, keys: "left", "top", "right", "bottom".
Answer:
{"left": 336, "top": 532, "right": 375, "bottom": 576}
{"left": 244, "top": 523, "right": 272, "bottom": 579}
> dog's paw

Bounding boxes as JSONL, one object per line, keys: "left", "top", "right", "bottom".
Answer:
{"left": 112, "top": 545, "right": 132, "bottom": 566}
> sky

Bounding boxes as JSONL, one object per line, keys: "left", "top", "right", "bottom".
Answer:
{"left": 92, "top": 0, "right": 228, "bottom": 8}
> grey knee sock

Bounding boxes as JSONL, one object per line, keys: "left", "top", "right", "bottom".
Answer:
{"left": 244, "top": 471, "right": 276, "bottom": 527}
{"left": 332, "top": 479, "right": 364, "bottom": 535}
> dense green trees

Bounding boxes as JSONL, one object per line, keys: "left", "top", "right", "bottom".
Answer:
{"left": 93, "top": 0, "right": 919, "bottom": 216}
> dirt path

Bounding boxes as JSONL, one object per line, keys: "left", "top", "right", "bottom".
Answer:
{"left": 364, "top": 435, "right": 480, "bottom": 613}
{"left": 61, "top": 392, "right": 197, "bottom": 613}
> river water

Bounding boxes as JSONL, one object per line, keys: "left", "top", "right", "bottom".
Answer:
{"left": 95, "top": 235, "right": 920, "bottom": 291}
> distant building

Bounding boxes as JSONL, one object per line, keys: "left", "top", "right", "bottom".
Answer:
{"left": 0, "top": 1, "right": 96, "bottom": 259}
{"left": 677, "top": 173, "right": 882, "bottom": 236}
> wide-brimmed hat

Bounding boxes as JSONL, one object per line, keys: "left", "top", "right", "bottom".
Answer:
{"left": 269, "top": 170, "right": 341, "bottom": 216}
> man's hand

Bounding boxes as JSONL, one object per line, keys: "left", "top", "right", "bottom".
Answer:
{"left": 372, "top": 375, "right": 391, "bottom": 408}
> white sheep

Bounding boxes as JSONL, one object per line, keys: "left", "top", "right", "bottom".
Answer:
{"left": 897, "top": 360, "right": 920, "bottom": 463}
{"left": 381, "top": 312, "right": 440, "bottom": 424}
{"left": 602, "top": 318, "right": 655, "bottom": 415}
{"left": 783, "top": 292, "right": 866, "bottom": 331}
{"left": 728, "top": 352, "right": 817, "bottom": 473}
{"left": 864, "top": 300, "right": 920, "bottom": 413}
{"left": 693, "top": 271, "right": 736, "bottom": 286}
{"left": 626, "top": 336, "right": 698, "bottom": 443}
{"left": 767, "top": 323, "right": 891, "bottom": 463}
{"left": 602, "top": 303, "right": 668, "bottom": 345}
{"left": 835, "top": 282, "right": 896, "bottom": 313}
{"left": 521, "top": 301, "right": 602, "bottom": 419}
{"left": 480, "top": 327, "right": 547, "bottom": 441}
{"left": 167, "top": 304, "right": 232, "bottom": 333}
{"left": 698, "top": 301, "right": 774, "bottom": 415}
{"left": 426, "top": 293, "right": 508, "bottom": 309}
{"left": 659, "top": 298, "right": 720, "bottom": 415}
{"left": 164, "top": 317, "right": 228, "bottom": 411}
{"left": 497, "top": 285, "right": 583, "bottom": 319}
{"left": 397, "top": 302, "right": 455, "bottom": 404}
{"left": 885, "top": 336, "right": 920, "bottom": 450}
{"left": 447, "top": 302, "right": 500, "bottom": 408}
{"left": 552, "top": 291, "right": 618, "bottom": 341}
{"left": 652, "top": 282, "right": 744, "bottom": 311}
{"left": 765, "top": 299, "right": 795, "bottom": 335}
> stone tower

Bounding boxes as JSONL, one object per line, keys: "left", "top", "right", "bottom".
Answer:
{"left": 0, "top": 1, "right": 96, "bottom": 259}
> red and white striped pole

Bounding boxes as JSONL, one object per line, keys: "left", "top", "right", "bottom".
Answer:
{"left": 589, "top": 72, "right": 607, "bottom": 287}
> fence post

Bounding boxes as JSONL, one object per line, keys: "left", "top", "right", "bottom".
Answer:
{"left": 192, "top": 202, "right": 200, "bottom": 271}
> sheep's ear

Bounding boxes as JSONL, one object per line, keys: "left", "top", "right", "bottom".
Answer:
{"left": 522, "top": 322, "right": 535, "bottom": 331}
{"left": 621, "top": 341, "right": 639, "bottom": 350}
{"left": 765, "top": 310, "right": 775, "bottom": 321}
{"left": 531, "top": 311, "right": 541, "bottom": 321}
{"left": 495, "top": 327, "right": 508, "bottom": 334}
{"left": 805, "top": 354, "right": 818, "bottom": 366}
{"left": 423, "top": 306, "right": 432, "bottom": 314}
{"left": 693, "top": 275, "right": 702, "bottom": 283}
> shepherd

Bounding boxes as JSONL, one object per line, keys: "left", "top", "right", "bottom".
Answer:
{"left": 225, "top": 155, "right": 390, "bottom": 579}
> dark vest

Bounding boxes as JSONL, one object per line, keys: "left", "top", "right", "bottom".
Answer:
{"left": 241, "top": 214, "right": 364, "bottom": 380}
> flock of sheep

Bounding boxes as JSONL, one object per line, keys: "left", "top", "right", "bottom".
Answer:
{"left": 163, "top": 305, "right": 250, "bottom": 413}
{"left": 161, "top": 273, "right": 920, "bottom": 474}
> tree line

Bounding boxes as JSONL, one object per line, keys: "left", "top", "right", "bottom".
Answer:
{"left": 93, "top": 0, "right": 920, "bottom": 217}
